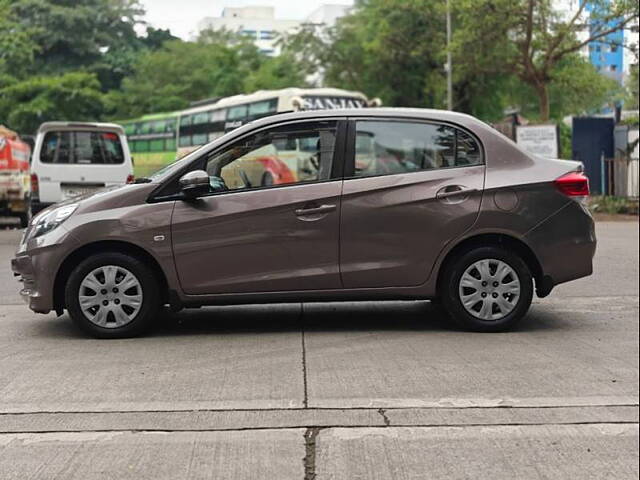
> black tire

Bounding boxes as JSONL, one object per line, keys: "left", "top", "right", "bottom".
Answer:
{"left": 65, "top": 252, "right": 161, "bottom": 338}
{"left": 440, "top": 246, "right": 533, "bottom": 332}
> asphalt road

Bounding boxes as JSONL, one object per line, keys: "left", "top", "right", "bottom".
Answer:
{"left": 0, "top": 221, "right": 638, "bottom": 479}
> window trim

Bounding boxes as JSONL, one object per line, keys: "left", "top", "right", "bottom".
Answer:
{"left": 149, "top": 117, "right": 348, "bottom": 203}
{"left": 343, "top": 118, "right": 485, "bottom": 180}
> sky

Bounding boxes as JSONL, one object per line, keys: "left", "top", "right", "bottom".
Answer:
{"left": 139, "top": 0, "right": 354, "bottom": 39}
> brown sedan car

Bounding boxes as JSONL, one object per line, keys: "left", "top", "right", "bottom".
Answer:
{"left": 12, "top": 109, "right": 596, "bottom": 338}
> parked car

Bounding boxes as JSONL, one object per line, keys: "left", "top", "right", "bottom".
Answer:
{"left": 12, "top": 109, "right": 596, "bottom": 338}
{"left": 30, "top": 122, "right": 134, "bottom": 214}
{"left": 0, "top": 126, "right": 32, "bottom": 227}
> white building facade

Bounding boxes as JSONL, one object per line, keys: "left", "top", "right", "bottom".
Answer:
{"left": 197, "top": 4, "right": 352, "bottom": 56}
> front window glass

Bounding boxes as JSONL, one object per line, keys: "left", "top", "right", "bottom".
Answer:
{"left": 204, "top": 121, "right": 337, "bottom": 192}
{"left": 353, "top": 121, "right": 481, "bottom": 177}
{"left": 40, "top": 131, "right": 125, "bottom": 164}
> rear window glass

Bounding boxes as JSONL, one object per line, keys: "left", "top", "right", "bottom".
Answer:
{"left": 40, "top": 131, "right": 125, "bottom": 165}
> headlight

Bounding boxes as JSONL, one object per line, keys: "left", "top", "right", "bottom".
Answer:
{"left": 29, "top": 204, "right": 78, "bottom": 239}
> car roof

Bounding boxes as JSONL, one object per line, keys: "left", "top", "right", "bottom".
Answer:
{"left": 240, "top": 107, "right": 488, "bottom": 132}
{"left": 37, "top": 121, "right": 125, "bottom": 134}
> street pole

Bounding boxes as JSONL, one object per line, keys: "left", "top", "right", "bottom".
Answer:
{"left": 446, "top": 0, "right": 453, "bottom": 110}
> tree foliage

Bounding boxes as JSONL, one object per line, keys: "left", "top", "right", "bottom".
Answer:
{"left": 1, "top": 0, "right": 637, "bottom": 134}
{"left": 105, "top": 30, "right": 308, "bottom": 120}
{"left": 453, "top": 0, "right": 638, "bottom": 120}
{"left": 0, "top": 72, "right": 104, "bottom": 132}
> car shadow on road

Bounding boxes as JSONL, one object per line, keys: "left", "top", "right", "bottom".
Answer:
{"left": 149, "top": 301, "right": 568, "bottom": 337}
{"left": 32, "top": 301, "right": 570, "bottom": 339}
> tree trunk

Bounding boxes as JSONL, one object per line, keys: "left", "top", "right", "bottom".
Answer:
{"left": 536, "top": 83, "right": 550, "bottom": 122}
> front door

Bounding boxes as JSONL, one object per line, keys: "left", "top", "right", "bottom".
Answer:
{"left": 171, "top": 120, "right": 343, "bottom": 295}
{"left": 340, "top": 119, "right": 486, "bottom": 288}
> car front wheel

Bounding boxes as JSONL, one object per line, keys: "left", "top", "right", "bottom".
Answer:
{"left": 65, "top": 252, "right": 160, "bottom": 338}
{"left": 440, "top": 246, "right": 533, "bottom": 332}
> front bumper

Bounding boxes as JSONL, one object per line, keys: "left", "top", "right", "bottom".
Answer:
{"left": 11, "top": 227, "right": 78, "bottom": 314}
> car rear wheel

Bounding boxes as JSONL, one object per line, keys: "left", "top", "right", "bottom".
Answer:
{"left": 440, "top": 246, "right": 533, "bottom": 332}
{"left": 65, "top": 252, "right": 160, "bottom": 338}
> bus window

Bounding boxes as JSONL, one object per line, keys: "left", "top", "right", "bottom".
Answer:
{"left": 210, "top": 109, "right": 225, "bottom": 122}
{"left": 249, "top": 100, "right": 277, "bottom": 116}
{"left": 228, "top": 105, "right": 248, "bottom": 121}
{"left": 192, "top": 133, "right": 207, "bottom": 146}
{"left": 136, "top": 140, "right": 150, "bottom": 152}
{"left": 123, "top": 124, "right": 136, "bottom": 136}
{"left": 165, "top": 138, "right": 176, "bottom": 151}
{"left": 181, "top": 115, "right": 193, "bottom": 127}
{"left": 150, "top": 139, "right": 165, "bottom": 152}
{"left": 193, "top": 112, "right": 209, "bottom": 125}
{"left": 152, "top": 121, "right": 166, "bottom": 134}
{"left": 139, "top": 122, "right": 152, "bottom": 134}
{"left": 179, "top": 136, "right": 192, "bottom": 148}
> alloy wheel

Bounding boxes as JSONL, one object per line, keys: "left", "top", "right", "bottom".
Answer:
{"left": 78, "top": 265, "right": 143, "bottom": 328}
{"left": 458, "top": 259, "right": 521, "bottom": 321}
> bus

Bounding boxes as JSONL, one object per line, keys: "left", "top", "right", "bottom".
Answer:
{"left": 119, "top": 88, "right": 377, "bottom": 177}
{"left": 120, "top": 112, "right": 179, "bottom": 178}
{"left": 177, "top": 87, "right": 375, "bottom": 158}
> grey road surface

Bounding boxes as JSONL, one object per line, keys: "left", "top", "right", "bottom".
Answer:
{"left": 0, "top": 221, "right": 638, "bottom": 479}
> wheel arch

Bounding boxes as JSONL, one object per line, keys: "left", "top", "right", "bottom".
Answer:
{"left": 53, "top": 240, "right": 170, "bottom": 315}
{"left": 436, "top": 232, "right": 546, "bottom": 298}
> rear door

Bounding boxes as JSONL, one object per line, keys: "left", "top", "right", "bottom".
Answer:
{"left": 340, "top": 118, "right": 485, "bottom": 288}
{"left": 35, "top": 127, "right": 132, "bottom": 203}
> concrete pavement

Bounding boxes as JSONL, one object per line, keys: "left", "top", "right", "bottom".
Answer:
{"left": 0, "top": 221, "right": 638, "bottom": 479}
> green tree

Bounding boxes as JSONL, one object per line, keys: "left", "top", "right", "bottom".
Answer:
{"left": 0, "top": 72, "right": 104, "bottom": 133}
{"left": 283, "top": 0, "right": 448, "bottom": 108}
{"left": 105, "top": 35, "right": 252, "bottom": 118}
{"left": 0, "top": 0, "right": 39, "bottom": 81}
{"left": 106, "top": 30, "right": 309, "bottom": 119}
{"left": 454, "top": 0, "right": 639, "bottom": 120}
{"left": 624, "top": 64, "right": 639, "bottom": 110}
{"left": 244, "top": 52, "right": 308, "bottom": 92}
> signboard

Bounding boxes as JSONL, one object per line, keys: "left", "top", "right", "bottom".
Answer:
{"left": 516, "top": 124, "right": 559, "bottom": 158}
{"left": 300, "top": 96, "right": 367, "bottom": 110}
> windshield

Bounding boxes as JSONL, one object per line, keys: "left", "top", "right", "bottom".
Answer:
{"left": 41, "top": 131, "right": 124, "bottom": 165}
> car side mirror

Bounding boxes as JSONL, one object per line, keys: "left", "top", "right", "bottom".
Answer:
{"left": 179, "top": 170, "right": 210, "bottom": 199}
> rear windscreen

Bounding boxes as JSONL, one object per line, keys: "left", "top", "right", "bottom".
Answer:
{"left": 40, "top": 131, "right": 125, "bottom": 165}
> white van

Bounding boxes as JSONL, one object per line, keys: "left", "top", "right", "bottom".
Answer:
{"left": 31, "top": 122, "right": 134, "bottom": 214}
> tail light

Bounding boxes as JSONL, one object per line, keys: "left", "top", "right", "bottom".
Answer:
{"left": 555, "top": 171, "right": 590, "bottom": 198}
{"left": 126, "top": 174, "right": 135, "bottom": 184}
{"left": 30, "top": 173, "right": 39, "bottom": 201}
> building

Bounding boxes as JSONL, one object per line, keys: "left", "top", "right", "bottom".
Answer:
{"left": 559, "top": 0, "right": 638, "bottom": 85}
{"left": 197, "top": 6, "right": 300, "bottom": 56}
{"left": 197, "top": 4, "right": 352, "bottom": 56}
{"left": 585, "top": 3, "right": 626, "bottom": 83}
{"left": 304, "top": 4, "right": 352, "bottom": 28}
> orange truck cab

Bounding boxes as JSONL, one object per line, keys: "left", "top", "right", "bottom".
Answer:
{"left": 0, "top": 126, "right": 32, "bottom": 227}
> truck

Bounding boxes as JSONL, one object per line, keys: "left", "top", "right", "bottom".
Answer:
{"left": 0, "top": 126, "right": 32, "bottom": 227}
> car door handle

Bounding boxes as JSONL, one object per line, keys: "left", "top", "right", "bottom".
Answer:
{"left": 295, "top": 204, "right": 337, "bottom": 216}
{"left": 436, "top": 186, "right": 478, "bottom": 199}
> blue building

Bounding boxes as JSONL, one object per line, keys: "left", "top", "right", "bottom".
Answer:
{"left": 586, "top": 2, "right": 625, "bottom": 84}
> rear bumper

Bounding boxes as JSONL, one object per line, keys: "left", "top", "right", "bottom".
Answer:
{"left": 525, "top": 201, "right": 596, "bottom": 290}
